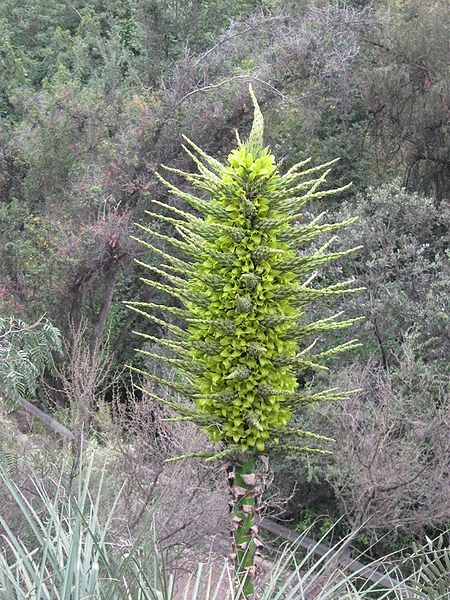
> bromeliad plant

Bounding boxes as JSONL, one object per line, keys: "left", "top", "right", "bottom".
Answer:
{"left": 127, "top": 87, "right": 362, "bottom": 597}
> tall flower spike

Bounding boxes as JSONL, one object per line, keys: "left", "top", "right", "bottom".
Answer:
{"left": 127, "top": 85, "right": 362, "bottom": 455}
{"left": 127, "top": 86, "right": 362, "bottom": 598}
{"left": 247, "top": 84, "right": 264, "bottom": 149}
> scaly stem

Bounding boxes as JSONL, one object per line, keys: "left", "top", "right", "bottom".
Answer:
{"left": 229, "top": 454, "right": 261, "bottom": 598}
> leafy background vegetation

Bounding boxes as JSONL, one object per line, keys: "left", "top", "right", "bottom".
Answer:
{"left": 0, "top": 0, "right": 448, "bottom": 596}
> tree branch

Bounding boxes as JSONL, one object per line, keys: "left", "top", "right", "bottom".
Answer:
{"left": 174, "top": 75, "right": 284, "bottom": 109}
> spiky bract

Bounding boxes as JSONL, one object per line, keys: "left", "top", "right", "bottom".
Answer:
{"left": 127, "top": 87, "right": 362, "bottom": 456}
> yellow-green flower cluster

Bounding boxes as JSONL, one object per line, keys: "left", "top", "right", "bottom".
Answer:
{"left": 127, "top": 87, "right": 362, "bottom": 458}
{"left": 188, "top": 145, "right": 299, "bottom": 451}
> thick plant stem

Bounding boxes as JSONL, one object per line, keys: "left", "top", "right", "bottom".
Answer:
{"left": 229, "top": 454, "right": 261, "bottom": 598}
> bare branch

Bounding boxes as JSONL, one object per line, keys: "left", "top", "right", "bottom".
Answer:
{"left": 174, "top": 75, "right": 284, "bottom": 109}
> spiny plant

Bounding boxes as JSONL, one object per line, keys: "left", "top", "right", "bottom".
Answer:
{"left": 126, "top": 87, "right": 363, "bottom": 598}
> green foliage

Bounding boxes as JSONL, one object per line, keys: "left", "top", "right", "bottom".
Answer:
{"left": 272, "top": 100, "right": 378, "bottom": 197}
{"left": 295, "top": 507, "right": 336, "bottom": 540}
{"left": 0, "top": 0, "right": 270, "bottom": 109}
{"left": 328, "top": 182, "right": 450, "bottom": 368}
{"left": 0, "top": 18, "right": 28, "bottom": 117}
{"left": 411, "top": 535, "right": 450, "bottom": 600}
{"left": 128, "top": 88, "right": 361, "bottom": 456}
{"left": 0, "top": 316, "right": 61, "bottom": 407}
{"left": 0, "top": 447, "right": 17, "bottom": 477}
{"left": 364, "top": 0, "right": 450, "bottom": 199}
{"left": 1, "top": 0, "right": 448, "bottom": 572}
{"left": 273, "top": 337, "right": 449, "bottom": 559}
{"left": 0, "top": 199, "right": 64, "bottom": 319}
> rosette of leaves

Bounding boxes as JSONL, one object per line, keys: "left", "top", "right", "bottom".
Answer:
{"left": 127, "top": 87, "right": 362, "bottom": 597}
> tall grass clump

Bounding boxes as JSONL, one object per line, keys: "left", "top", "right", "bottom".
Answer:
{"left": 0, "top": 456, "right": 173, "bottom": 599}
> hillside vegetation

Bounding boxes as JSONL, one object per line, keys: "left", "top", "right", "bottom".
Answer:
{"left": 0, "top": 0, "right": 448, "bottom": 597}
